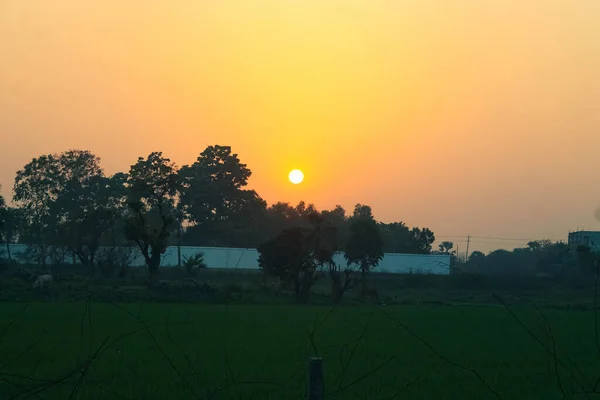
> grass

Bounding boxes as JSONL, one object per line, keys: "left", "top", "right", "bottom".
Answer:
{"left": 1, "top": 300, "right": 600, "bottom": 399}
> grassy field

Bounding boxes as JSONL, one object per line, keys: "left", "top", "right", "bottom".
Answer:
{"left": 1, "top": 300, "right": 600, "bottom": 399}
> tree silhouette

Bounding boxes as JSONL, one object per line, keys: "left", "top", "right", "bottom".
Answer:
{"left": 13, "top": 150, "right": 106, "bottom": 269}
{"left": 257, "top": 226, "right": 318, "bottom": 302}
{"left": 124, "top": 152, "right": 180, "bottom": 281}
{"left": 5, "top": 145, "right": 441, "bottom": 284}
{"left": 307, "top": 210, "right": 355, "bottom": 303}
{"left": 345, "top": 204, "right": 383, "bottom": 294}
{"left": 439, "top": 241, "right": 455, "bottom": 255}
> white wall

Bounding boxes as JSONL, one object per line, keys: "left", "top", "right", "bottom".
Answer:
{"left": 4, "top": 244, "right": 451, "bottom": 275}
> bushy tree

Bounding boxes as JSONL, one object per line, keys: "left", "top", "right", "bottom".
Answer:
{"left": 259, "top": 207, "right": 356, "bottom": 303}
{"left": 307, "top": 211, "right": 355, "bottom": 303}
{"left": 264, "top": 201, "right": 318, "bottom": 239}
{"left": 54, "top": 173, "right": 127, "bottom": 275}
{"left": 125, "top": 152, "right": 180, "bottom": 280}
{"left": 344, "top": 204, "right": 383, "bottom": 294}
{"left": 13, "top": 150, "right": 109, "bottom": 270}
{"left": 321, "top": 205, "right": 349, "bottom": 247}
{"left": 379, "top": 222, "right": 435, "bottom": 254}
{"left": 258, "top": 227, "right": 318, "bottom": 302}
{"left": 467, "top": 250, "right": 486, "bottom": 267}
{"left": 179, "top": 145, "right": 266, "bottom": 246}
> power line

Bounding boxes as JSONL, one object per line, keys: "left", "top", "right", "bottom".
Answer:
{"left": 434, "top": 235, "right": 564, "bottom": 242}
{"left": 471, "top": 236, "right": 564, "bottom": 242}
{"left": 434, "top": 235, "right": 468, "bottom": 239}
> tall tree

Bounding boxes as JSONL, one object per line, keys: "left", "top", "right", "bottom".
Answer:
{"left": 13, "top": 150, "right": 105, "bottom": 268}
{"left": 124, "top": 152, "right": 180, "bottom": 280}
{"left": 344, "top": 204, "right": 383, "bottom": 293}
{"left": 179, "top": 145, "right": 265, "bottom": 246}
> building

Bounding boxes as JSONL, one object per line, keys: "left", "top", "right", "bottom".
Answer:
{"left": 5, "top": 244, "right": 452, "bottom": 275}
{"left": 568, "top": 230, "right": 600, "bottom": 252}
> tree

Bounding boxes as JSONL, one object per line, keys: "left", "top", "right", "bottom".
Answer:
{"left": 124, "top": 152, "right": 180, "bottom": 280}
{"left": 0, "top": 191, "right": 5, "bottom": 260}
{"left": 321, "top": 205, "right": 349, "bottom": 251}
{"left": 259, "top": 207, "right": 356, "bottom": 303}
{"left": 438, "top": 241, "right": 455, "bottom": 255}
{"left": 179, "top": 145, "right": 263, "bottom": 246}
{"left": 264, "top": 201, "right": 318, "bottom": 240}
{"left": 409, "top": 227, "right": 436, "bottom": 254}
{"left": 344, "top": 204, "right": 383, "bottom": 294}
{"left": 182, "top": 189, "right": 268, "bottom": 247}
{"left": 468, "top": 250, "right": 485, "bottom": 263}
{"left": 379, "top": 222, "right": 435, "bottom": 254}
{"left": 13, "top": 150, "right": 105, "bottom": 269}
{"left": 54, "top": 173, "right": 127, "bottom": 276}
{"left": 0, "top": 206, "right": 22, "bottom": 263}
{"left": 307, "top": 210, "right": 355, "bottom": 303}
{"left": 258, "top": 227, "right": 318, "bottom": 302}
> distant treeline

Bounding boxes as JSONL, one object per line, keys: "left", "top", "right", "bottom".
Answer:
{"left": 0, "top": 146, "right": 434, "bottom": 276}
{"left": 0, "top": 146, "right": 596, "bottom": 289}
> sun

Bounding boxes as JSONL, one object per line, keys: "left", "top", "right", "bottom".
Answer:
{"left": 288, "top": 169, "right": 304, "bottom": 185}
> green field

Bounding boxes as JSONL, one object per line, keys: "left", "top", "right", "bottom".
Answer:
{"left": 1, "top": 301, "right": 599, "bottom": 399}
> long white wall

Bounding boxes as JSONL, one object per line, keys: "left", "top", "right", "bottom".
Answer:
{"left": 3, "top": 244, "right": 451, "bottom": 275}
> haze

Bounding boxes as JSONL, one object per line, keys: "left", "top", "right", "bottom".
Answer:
{"left": 1, "top": 1, "right": 599, "bottom": 253}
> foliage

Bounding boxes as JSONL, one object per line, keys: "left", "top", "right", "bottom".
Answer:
{"left": 308, "top": 210, "right": 356, "bottom": 303}
{"left": 182, "top": 252, "right": 207, "bottom": 277}
{"left": 264, "top": 200, "right": 318, "bottom": 239}
{"left": 6, "top": 145, "right": 440, "bottom": 279}
{"left": 379, "top": 222, "right": 435, "bottom": 254}
{"left": 12, "top": 150, "right": 112, "bottom": 270}
{"left": 467, "top": 251, "right": 486, "bottom": 267}
{"left": 124, "top": 152, "right": 181, "bottom": 280}
{"left": 0, "top": 190, "right": 5, "bottom": 263}
{"left": 55, "top": 173, "right": 128, "bottom": 275}
{"left": 460, "top": 240, "right": 572, "bottom": 279}
{"left": 258, "top": 208, "right": 357, "bottom": 303}
{"left": 438, "top": 241, "right": 455, "bottom": 255}
{"left": 179, "top": 145, "right": 266, "bottom": 247}
{"left": 345, "top": 204, "right": 384, "bottom": 293}
{"left": 257, "top": 227, "right": 319, "bottom": 302}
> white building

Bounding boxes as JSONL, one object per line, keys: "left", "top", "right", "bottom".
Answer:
{"left": 568, "top": 230, "right": 600, "bottom": 252}
{"left": 4, "top": 244, "right": 451, "bottom": 275}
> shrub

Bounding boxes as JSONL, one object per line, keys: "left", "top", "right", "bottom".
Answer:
{"left": 182, "top": 253, "right": 207, "bottom": 277}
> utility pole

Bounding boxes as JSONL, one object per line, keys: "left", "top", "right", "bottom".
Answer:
{"left": 465, "top": 234, "right": 471, "bottom": 262}
{"left": 177, "top": 215, "right": 182, "bottom": 267}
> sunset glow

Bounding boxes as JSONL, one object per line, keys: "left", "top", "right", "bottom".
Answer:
{"left": 1, "top": 1, "right": 599, "bottom": 253}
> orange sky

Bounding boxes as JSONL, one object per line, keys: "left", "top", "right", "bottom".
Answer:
{"left": 1, "top": 1, "right": 599, "bottom": 253}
